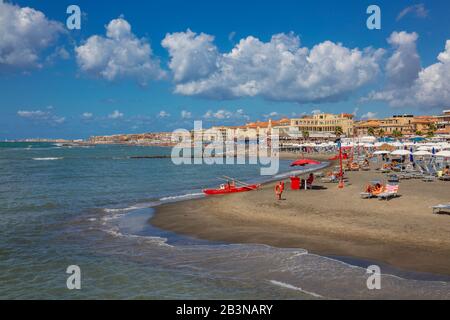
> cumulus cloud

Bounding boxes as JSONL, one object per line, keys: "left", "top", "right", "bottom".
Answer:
{"left": 108, "top": 110, "right": 124, "bottom": 119}
{"left": 181, "top": 110, "right": 192, "bottom": 119}
{"left": 263, "top": 111, "right": 279, "bottom": 118}
{"left": 203, "top": 109, "right": 249, "bottom": 121}
{"left": 17, "top": 109, "right": 65, "bottom": 124}
{"left": 366, "top": 32, "right": 450, "bottom": 109}
{"left": 162, "top": 30, "right": 384, "bottom": 103}
{"left": 157, "top": 110, "right": 170, "bottom": 118}
{"left": 397, "top": 4, "right": 429, "bottom": 21}
{"left": 75, "top": 18, "right": 165, "bottom": 85}
{"left": 162, "top": 29, "right": 219, "bottom": 83}
{"left": 82, "top": 112, "right": 93, "bottom": 119}
{"left": 385, "top": 31, "right": 421, "bottom": 88}
{"left": 0, "top": 0, "right": 64, "bottom": 69}
{"left": 361, "top": 111, "right": 377, "bottom": 119}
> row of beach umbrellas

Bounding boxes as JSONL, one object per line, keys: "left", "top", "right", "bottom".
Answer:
{"left": 373, "top": 149, "right": 450, "bottom": 157}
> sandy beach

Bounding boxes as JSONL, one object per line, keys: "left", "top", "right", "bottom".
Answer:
{"left": 152, "top": 154, "right": 450, "bottom": 276}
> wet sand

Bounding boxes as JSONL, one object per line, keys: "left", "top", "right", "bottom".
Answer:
{"left": 152, "top": 155, "right": 450, "bottom": 275}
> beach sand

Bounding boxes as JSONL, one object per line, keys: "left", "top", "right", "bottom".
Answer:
{"left": 152, "top": 155, "right": 450, "bottom": 275}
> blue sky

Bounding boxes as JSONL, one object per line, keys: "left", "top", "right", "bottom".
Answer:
{"left": 0, "top": 0, "right": 449, "bottom": 139}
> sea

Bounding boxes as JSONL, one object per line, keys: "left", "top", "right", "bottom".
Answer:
{"left": 1, "top": 142, "right": 449, "bottom": 299}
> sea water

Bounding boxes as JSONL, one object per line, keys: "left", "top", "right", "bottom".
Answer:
{"left": 0, "top": 142, "right": 449, "bottom": 299}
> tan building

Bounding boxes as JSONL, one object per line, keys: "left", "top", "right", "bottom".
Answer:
{"left": 354, "top": 114, "right": 440, "bottom": 137}
{"left": 436, "top": 110, "right": 450, "bottom": 135}
{"left": 290, "top": 113, "right": 354, "bottom": 137}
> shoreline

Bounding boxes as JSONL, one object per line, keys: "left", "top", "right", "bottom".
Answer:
{"left": 151, "top": 153, "right": 450, "bottom": 277}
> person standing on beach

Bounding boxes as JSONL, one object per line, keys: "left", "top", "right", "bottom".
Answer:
{"left": 275, "top": 181, "right": 284, "bottom": 200}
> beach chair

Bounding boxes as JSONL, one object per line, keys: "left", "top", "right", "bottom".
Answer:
{"left": 321, "top": 176, "right": 338, "bottom": 183}
{"left": 314, "top": 171, "right": 325, "bottom": 178}
{"left": 432, "top": 204, "right": 450, "bottom": 215}
{"left": 387, "top": 174, "right": 400, "bottom": 184}
{"left": 439, "top": 175, "right": 450, "bottom": 181}
{"left": 377, "top": 184, "right": 399, "bottom": 200}
{"left": 416, "top": 163, "right": 435, "bottom": 182}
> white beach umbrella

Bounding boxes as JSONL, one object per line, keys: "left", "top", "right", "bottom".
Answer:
{"left": 391, "top": 142, "right": 404, "bottom": 148}
{"left": 417, "top": 146, "right": 432, "bottom": 151}
{"left": 435, "top": 150, "right": 450, "bottom": 157}
{"left": 413, "top": 150, "right": 433, "bottom": 156}
{"left": 390, "top": 149, "right": 411, "bottom": 156}
{"left": 373, "top": 150, "right": 391, "bottom": 155}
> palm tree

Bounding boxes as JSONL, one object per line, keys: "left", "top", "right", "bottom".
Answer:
{"left": 415, "top": 130, "right": 423, "bottom": 136}
{"left": 377, "top": 128, "right": 385, "bottom": 137}
{"left": 392, "top": 129, "right": 403, "bottom": 138}
{"left": 302, "top": 130, "right": 310, "bottom": 140}
{"left": 427, "top": 123, "right": 437, "bottom": 137}
{"left": 334, "top": 126, "right": 344, "bottom": 137}
{"left": 367, "top": 127, "right": 375, "bottom": 136}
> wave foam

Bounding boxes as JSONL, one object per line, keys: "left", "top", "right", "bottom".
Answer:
{"left": 32, "top": 157, "right": 63, "bottom": 161}
{"left": 159, "top": 193, "right": 204, "bottom": 202}
{"left": 269, "top": 280, "right": 325, "bottom": 299}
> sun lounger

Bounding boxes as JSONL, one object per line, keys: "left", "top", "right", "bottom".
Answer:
{"left": 439, "top": 175, "right": 450, "bottom": 181}
{"left": 360, "top": 192, "right": 373, "bottom": 199}
{"left": 321, "top": 176, "right": 338, "bottom": 183}
{"left": 387, "top": 174, "right": 400, "bottom": 183}
{"left": 422, "top": 175, "right": 436, "bottom": 182}
{"left": 432, "top": 204, "right": 450, "bottom": 215}
{"left": 377, "top": 184, "right": 399, "bottom": 200}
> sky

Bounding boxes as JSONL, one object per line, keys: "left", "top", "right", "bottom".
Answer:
{"left": 0, "top": 0, "right": 449, "bottom": 139}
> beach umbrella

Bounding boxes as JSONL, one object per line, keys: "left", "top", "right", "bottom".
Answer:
{"left": 373, "top": 150, "right": 390, "bottom": 155}
{"left": 413, "top": 150, "right": 432, "bottom": 156}
{"left": 378, "top": 144, "right": 396, "bottom": 152}
{"left": 390, "top": 149, "right": 411, "bottom": 156}
{"left": 290, "top": 159, "right": 321, "bottom": 167}
{"left": 436, "top": 150, "right": 450, "bottom": 158}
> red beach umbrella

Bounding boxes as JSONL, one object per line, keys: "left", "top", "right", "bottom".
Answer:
{"left": 290, "top": 159, "right": 321, "bottom": 167}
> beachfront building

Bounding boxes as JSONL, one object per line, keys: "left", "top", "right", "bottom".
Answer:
{"left": 354, "top": 114, "right": 440, "bottom": 137}
{"left": 436, "top": 110, "right": 450, "bottom": 136}
{"left": 289, "top": 113, "right": 354, "bottom": 138}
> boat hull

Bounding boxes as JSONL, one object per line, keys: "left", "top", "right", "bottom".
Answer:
{"left": 203, "top": 184, "right": 260, "bottom": 195}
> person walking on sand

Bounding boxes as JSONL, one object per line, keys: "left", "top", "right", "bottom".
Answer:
{"left": 275, "top": 182, "right": 284, "bottom": 200}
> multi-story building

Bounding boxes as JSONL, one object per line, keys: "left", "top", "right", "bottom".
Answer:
{"left": 355, "top": 114, "right": 440, "bottom": 137}
{"left": 290, "top": 113, "right": 354, "bottom": 137}
{"left": 436, "top": 110, "right": 450, "bottom": 135}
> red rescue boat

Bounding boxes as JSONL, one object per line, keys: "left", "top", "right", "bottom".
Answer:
{"left": 203, "top": 183, "right": 260, "bottom": 195}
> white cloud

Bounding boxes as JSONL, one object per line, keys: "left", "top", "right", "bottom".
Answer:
{"left": 385, "top": 32, "right": 421, "bottom": 88}
{"left": 75, "top": 18, "right": 165, "bottom": 85}
{"left": 158, "top": 110, "right": 170, "bottom": 118}
{"left": 17, "top": 110, "right": 48, "bottom": 118}
{"left": 161, "top": 29, "right": 219, "bottom": 83}
{"left": 204, "top": 109, "right": 232, "bottom": 119}
{"left": 397, "top": 4, "right": 429, "bottom": 21}
{"left": 17, "top": 109, "right": 65, "bottom": 124}
{"left": 361, "top": 112, "right": 377, "bottom": 119}
{"left": 181, "top": 110, "right": 192, "bottom": 119}
{"left": 162, "top": 30, "right": 384, "bottom": 103}
{"left": 311, "top": 109, "right": 322, "bottom": 115}
{"left": 263, "top": 111, "right": 279, "bottom": 118}
{"left": 82, "top": 112, "right": 93, "bottom": 119}
{"left": 0, "top": 0, "right": 64, "bottom": 69}
{"left": 108, "top": 110, "right": 124, "bottom": 119}
{"left": 53, "top": 116, "right": 66, "bottom": 124}
{"left": 203, "top": 109, "right": 249, "bottom": 121}
{"left": 366, "top": 33, "right": 450, "bottom": 109}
